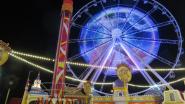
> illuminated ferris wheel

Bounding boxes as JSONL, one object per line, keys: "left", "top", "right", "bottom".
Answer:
{"left": 66, "top": 0, "right": 183, "bottom": 95}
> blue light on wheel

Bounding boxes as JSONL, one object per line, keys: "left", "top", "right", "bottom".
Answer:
{"left": 80, "top": 7, "right": 160, "bottom": 75}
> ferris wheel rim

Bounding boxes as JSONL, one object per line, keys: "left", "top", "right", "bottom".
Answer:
{"left": 67, "top": 0, "right": 183, "bottom": 95}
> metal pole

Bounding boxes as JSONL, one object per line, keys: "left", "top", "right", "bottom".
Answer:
{"left": 4, "top": 88, "right": 11, "bottom": 104}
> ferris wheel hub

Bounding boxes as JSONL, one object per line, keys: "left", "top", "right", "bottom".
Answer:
{"left": 111, "top": 28, "right": 123, "bottom": 41}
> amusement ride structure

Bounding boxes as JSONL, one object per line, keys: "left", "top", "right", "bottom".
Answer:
{"left": 69, "top": 0, "right": 183, "bottom": 96}
{"left": 0, "top": 0, "right": 185, "bottom": 104}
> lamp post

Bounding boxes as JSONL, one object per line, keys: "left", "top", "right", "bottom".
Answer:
{"left": 4, "top": 80, "right": 14, "bottom": 104}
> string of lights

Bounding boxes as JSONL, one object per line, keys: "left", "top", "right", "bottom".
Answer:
{"left": 11, "top": 50, "right": 114, "bottom": 69}
{"left": 9, "top": 52, "right": 185, "bottom": 88}
{"left": 11, "top": 50, "right": 55, "bottom": 62}
{"left": 66, "top": 61, "right": 115, "bottom": 69}
{"left": 10, "top": 50, "right": 185, "bottom": 71}
{"left": 9, "top": 53, "right": 54, "bottom": 74}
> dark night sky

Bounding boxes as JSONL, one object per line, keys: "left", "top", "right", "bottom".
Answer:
{"left": 0, "top": 0, "right": 185, "bottom": 103}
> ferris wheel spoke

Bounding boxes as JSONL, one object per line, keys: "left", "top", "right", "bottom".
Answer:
{"left": 66, "top": 64, "right": 79, "bottom": 79}
{"left": 77, "top": 46, "right": 110, "bottom": 88}
{"left": 127, "top": 46, "right": 173, "bottom": 89}
{"left": 100, "top": 70, "right": 108, "bottom": 91}
{"left": 121, "top": 0, "right": 140, "bottom": 30}
{"left": 78, "top": 45, "right": 109, "bottom": 79}
{"left": 68, "top": 39, "right": 112, "bottom": 61}
{"left": 123, "top": 7, "right": 157, "bottom": 34}
{"left": 121, "top": 36, "right": 179, "bottom": 44}
{"left": 125, "top": 20, "right": 174, "bottom": 36}
{"left": 85, "top": 11, "right": 112, "bottom": 33}
{"left": 79, "top": 56, "right": 105, "bottom": 79}
{"left": 100, "top": 0, "right": 114, "bottom": 27}
{"left": 116, "top": 0, "right": 121, "bottom": 29}
{"left": 122, "top": 39, "right": 175, "bottom": 67}
{"left": 72, "top": 23, "right": 111, "bottom": 36}
{"left": 69, "top": 37, "right": 112, "bottom": 43}
{"left": 119, "top": 42, "right": 159, "bottom": 87}
{"left": 91, "top": 44, "right": 114, "bottom": 82}
{"left": 79, "top": 68, "right": 89, "bottom": 79}
{"left": 78, "top": 65, "right": 93, "bottom": 80}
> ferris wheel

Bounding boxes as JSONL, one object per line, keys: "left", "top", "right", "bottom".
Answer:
{"left": 66, "top": 0, "right": 183, "bottom": 95}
